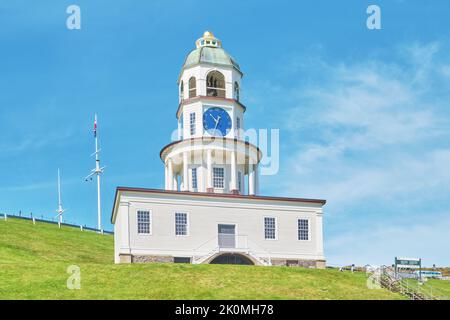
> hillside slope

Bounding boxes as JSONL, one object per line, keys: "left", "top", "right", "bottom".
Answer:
{"left": 0, "top": 218, "right": 404, "bottom": 300}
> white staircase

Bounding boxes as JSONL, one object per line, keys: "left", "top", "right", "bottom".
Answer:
{"left": 192, "top": 247, "right": 220, "bottom": 264}
{"left": 191, "top": 235, "right": 272, "bottom": 266}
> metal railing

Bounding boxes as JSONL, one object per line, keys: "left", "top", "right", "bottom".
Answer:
{"left": 1, "top": 212, "right": 113, "bottom": 235}
{"left": 379, "top": 266, "right": 447, "bottom": 300}
{"left": 192, "top": 234, "right": 272, "bottom": 266}
{"left": 218, "top": 233, "right": 248, "bottom": 249}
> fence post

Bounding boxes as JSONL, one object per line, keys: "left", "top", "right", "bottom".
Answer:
{"left": 80, "top": 225, "right": 83, "bottom": 232}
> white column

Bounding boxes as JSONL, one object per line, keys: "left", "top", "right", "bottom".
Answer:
{"left": 177, "top": 117, "right": 182, "bottom": 140}
{"left": 316, "top": 212, "right": 324, "bottom": 259}
{"left": 254, "top": 164, "right": 259, "bottom": 195}
{"left": 117, "top": 201, "right": 131, "bottom": 263}
{"left": 230, "top": 151, "right": 237, "bottom": 193}
{"left": 182, "top": 151, "right": 189, "bottom": 191}
{"left": 248, "top": 164, "right": 255, "bottom": 195}
{"left": 173, "top": 174, "right": 178, "bottom": 191}
{"left": 168, "top": 158, "right": 174, "bottom": 190}
{"left": 207, "top": 149, "right": 213, "bottom": 192}
{"left": 164, "top": 163, "right": 168, "bottom": 189}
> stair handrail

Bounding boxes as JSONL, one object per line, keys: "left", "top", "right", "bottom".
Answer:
{"left": 246, "top": 238, "right": 272, "bottom": 265}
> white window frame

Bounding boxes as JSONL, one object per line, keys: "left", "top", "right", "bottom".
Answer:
{"left": 237, "top": 171, "right": 242, "bottom": 193}
{"left": 263, "top": 216, "right": 277, "bottom": 240}
{"left": 190, "top": 112, "right": 196, "bottom": 136}
{"left": 212, "top": 166, "right": 225, "bottom": 189}
{"left": 236, "top": 117, "right": 241, "bottom": 138}
{"left": 297, "top": 218, "right": 311, "bottom": 241}
{"left": 191, "top": 167, "right": 198, "bottom": 189}
{"left": 137, "top": 210, "right": 152, "bottom": 235}
{"left": 175, "top": 212, "right": 189, "bottom": 237}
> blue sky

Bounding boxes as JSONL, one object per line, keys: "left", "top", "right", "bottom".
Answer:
{"left": 1, "top": 0, "right": 449, "bottom": 266}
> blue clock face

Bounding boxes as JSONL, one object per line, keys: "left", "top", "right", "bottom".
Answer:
{"left": 203, "top": 107, "right": 232, "bottom": 136}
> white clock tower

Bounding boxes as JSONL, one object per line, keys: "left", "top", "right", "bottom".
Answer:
{"left": 160, "top": 31, "right": 262, "bottom": 195}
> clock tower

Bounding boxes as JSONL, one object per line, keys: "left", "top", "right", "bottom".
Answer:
{"left": 160, "top": 31, "right": 262, "bottom": 195}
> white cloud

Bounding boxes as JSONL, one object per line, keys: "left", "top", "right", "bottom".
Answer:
{"left": 261, "top": 42, "right": 450, "bottom": 265}
{"left": 278, "top": 42, "right": 450, "bottom": 205}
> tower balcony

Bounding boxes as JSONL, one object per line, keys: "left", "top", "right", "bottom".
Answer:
{"left": 160, "top": 137, "right": 262, "bottom": 195}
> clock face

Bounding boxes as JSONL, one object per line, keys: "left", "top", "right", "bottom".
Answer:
{"left": 203, "top": 107, "right": 232, "bottom": 136}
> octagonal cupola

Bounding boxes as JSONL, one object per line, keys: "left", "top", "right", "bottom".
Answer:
{"left": 163, "top": 32, "right": 260, "bottom": 196}
{"left": 195, "top": 31, "right": 222, "bottom": 48}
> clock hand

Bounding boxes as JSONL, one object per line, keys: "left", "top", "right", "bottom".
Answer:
{"left": 213, "top": 116, "right": 221, "bottom": 134}
{"left": 209, "top": 114, "right": 218, "bottom": 123}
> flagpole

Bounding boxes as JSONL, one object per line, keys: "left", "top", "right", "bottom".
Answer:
{"left": 95, "top": 114, "right": 102, "bottom": 231}
{"left": 58, "top": 168, "right": 62, "bottom": 225}
{"left": 56, "top": 168, "right": 66, "bottom": 227}
{"left": 85, "top": 114, "right": 105, "bottom": 232}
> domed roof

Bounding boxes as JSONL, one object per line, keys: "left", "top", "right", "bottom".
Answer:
{"left": 181, "top": 31, "right": 241, "bottom": 74}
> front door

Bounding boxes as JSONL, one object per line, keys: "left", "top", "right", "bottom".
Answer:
{"left": 218, "top": 224, "right": 236, "bottom": 248}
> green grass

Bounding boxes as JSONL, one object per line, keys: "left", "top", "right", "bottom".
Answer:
{"left": 404, "top": 278, "right": 450, "bottom": 299}
{"left": 0, "top": 218, "right": 405, "bottom": 300}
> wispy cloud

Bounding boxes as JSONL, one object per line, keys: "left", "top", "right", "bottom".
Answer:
{"left": 0, "top": 128, "right": 76, "bottom": 158}
{"left": 278, "top": 42, "right": 450, "bottom": 204}
{"left": 259, "top": 42, "right": 450, "bottom": 265}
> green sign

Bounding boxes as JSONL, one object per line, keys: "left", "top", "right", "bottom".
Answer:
{"left": 395, "top": 257, "right": 421, "bottom": 270}
{"left": 396, "top": 259, "right": 420, "bottom": 266}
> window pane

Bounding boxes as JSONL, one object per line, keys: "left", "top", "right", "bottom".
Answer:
{"left": 264, "top": 217, "right": 276, "bottom": 239}
{"left": 137, "top": 211, "right": 150, "bottom": 234}
{"left": 298, "top": 219, "right": 309, "bottom": 240}
{"left": 175, "top": 212, "right": 188, "bottom": 236}
{"left": 237, "top": 171, "right": 242, "bottom": 193}
{"left": 213, "top": 167, "right": 224, "bottom": 188}
{"left": 190, "top": 112, "right": 196, "bottom": 135}
{"left": 191, "top": 168, "right": 197, "bottom": 189}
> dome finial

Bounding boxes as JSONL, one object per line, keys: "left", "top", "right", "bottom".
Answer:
{"left": 203, "top": 31, "right": 215, "bottom": 39}
{"left": 196, "top": 31, "right": 222, "bottom": 48}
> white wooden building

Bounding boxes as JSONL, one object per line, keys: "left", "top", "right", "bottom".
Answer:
{"left": 111, "top": 32, "right": 326, "bottom": 267}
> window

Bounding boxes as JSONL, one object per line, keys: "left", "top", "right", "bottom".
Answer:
{"left": 236, "top": 117, "right": 241, "bottom": 137}
{"left": 180, "top": 81, "right": 184, "bottom": 100}
{"left": 298, "top": 219, "right": 309, "bottom": 240}
{"left": 174, "top": 257, "right": 191, "bottom": 263}
{"left": 191, "top": 167, "right": 198, "bottom": 189}
{"left": 206, "top": 71, "right": 225, "bottom": 98}
{"left": 189, "top": 77, "right": 196, "bottom": 98}
{"left": 234, "top": 81, "right": 240, "bottom": 101}
{"left": 175, "top": 212, "right": 188, "bottom": 236}
{"left": 189, "top": 112, "right": 196, "bottom": 136}
{"left": 137, "top": 211, "right": 151, "bottom": 234}
{"left": 264, "top": 217, "right": 276, "bottom": 240}
{"left": 237, "top": 171, "right": 242, "bottom": 193}
{"left": 213, "top": 167, "right": 224, "bottom": 188}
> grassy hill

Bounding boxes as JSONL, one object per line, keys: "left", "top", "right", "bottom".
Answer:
{"left": 0, "top": 218, "right": 406, "bottom": 300}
